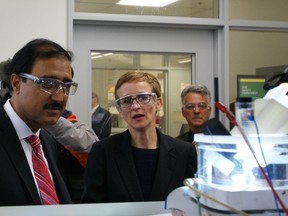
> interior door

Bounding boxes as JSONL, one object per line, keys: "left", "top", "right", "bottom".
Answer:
{"left": 69, "top": 22, "right": 215, "bottom": 136}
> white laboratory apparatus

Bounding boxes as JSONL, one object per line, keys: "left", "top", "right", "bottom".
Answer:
{"left": 166, "top": 84, "right": 288, "bottom": 215}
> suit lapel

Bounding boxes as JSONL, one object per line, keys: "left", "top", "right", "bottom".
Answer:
{"left": 114, "top": 131, "right": 144, "bottom": 201}
{"left": 113, "top": 130, "right": 178, "bottom": 201}
{"left": 0, "top": 106, "right": 41, "bottom": 204}
{"left": 150, "top": 132, "right": 177, "bottom": 200}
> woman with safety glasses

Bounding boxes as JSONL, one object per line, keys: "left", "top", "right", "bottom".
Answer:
{"left": 82, "top": 71, "right": 197, "bottom": 203}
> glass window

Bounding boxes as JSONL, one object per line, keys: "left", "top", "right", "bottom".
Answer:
{"left": 229, "top": 0, "right": 288, "bottom": 21}
{"left": 229, "top": 30, "right": 288, "bottom": 127}
{"left": 75, "top": 0, "right": 219, "bottom": 18}
{"left": 91, "top": 52, "right": 192, "bottom": 137}
{"left": 91, "top": 52, "right": 134, "bottom": 67}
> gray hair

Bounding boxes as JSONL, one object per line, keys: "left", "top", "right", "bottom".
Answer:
{"left": 181, "top": 84, "right": 211, "bottom": 105}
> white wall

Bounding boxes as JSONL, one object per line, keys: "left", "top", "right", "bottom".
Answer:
{"left": 0, "top": 0, "right": 68, "bottom": 61}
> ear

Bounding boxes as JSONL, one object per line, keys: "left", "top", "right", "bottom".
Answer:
{"left": 181, "top": 107, "right": 185, "bottom": 117}
{"left": 116, "top": 104, "right": 121, "bottom": 112}
{"left": 155, "top": 96, "right": 162, "bottom": 112}
{"left": 10, "top": 74, "right": 21, "bottom": 94}
{"left": 207, "top": 106, "right": 212, "bottom": 115}
{"left": 116, "top": 104, "right": 124, "bottom": 117}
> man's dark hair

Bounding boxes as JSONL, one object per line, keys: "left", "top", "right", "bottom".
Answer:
{"left": 8, "top": 38, "right": 73, "bottom": 78}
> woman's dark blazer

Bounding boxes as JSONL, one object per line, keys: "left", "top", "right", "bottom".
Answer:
{"left": 82, "top": 128, "right": 197, "bottom": 203}
{"left": 0, "top": 105, "right": 72, "bottom": 206}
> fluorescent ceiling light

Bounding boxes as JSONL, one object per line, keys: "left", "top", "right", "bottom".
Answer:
{"left": 178, "top": 58, "right": 191, "bottom": 64}
{"left": 91, "top": 52, "right": 100, "bottom": 56}
{"left": 91, "top": 53, "right": 114, "bottom": 59}
{"left": 103, "top": 53, "right": 113, "bottom": 57}
{"left": 91, "top": 55, "right": 103, "bottom": 59}
{"left": 117, "top": 0, "right": 178, "bottom": 7}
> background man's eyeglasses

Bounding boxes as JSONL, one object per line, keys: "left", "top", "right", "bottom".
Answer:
{"left": 18, "top": 73, "right": 78, "bottom": 96}
{"left": 183, "top": 103, "right": 209, "bottom": 111}
{"left": 115, "top": 92, "right": 157, "bottom": 108}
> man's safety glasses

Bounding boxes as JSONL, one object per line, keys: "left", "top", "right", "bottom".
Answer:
{"left": 183, "top": 102, "right": 209, "bottom": 111}
{"left": 18, "top": 73, "right": 78, "bottom": 96}
{"left": 115, "top": 92, "right": 157, "bottom": 109}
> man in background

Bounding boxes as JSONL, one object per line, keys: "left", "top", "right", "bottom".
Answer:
{"left": 176, "top": 84, "right": 211, "bottom": 143}
{"left": 91, "top": 92, "right": 112, "bottom": 139}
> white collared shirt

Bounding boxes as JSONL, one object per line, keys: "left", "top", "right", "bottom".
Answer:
{"left": 4, "top": 99, "right": 51, "bottom": 194}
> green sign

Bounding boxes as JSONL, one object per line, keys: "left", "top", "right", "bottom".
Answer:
{"left": 237, "top": 75, "right": 267, "bottom": 99}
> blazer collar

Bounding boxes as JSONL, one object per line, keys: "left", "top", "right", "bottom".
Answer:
{"left": 114, "top": 130, "right": 144, "bottom": 201}
{"left": 0, "top": 105, "right": 42, "bottom": 204}
{"left": 150, "top": 129, "right": 177, "bottom": 200}
{"left": 114, "top": 129, "right": 177, "bottom": 201}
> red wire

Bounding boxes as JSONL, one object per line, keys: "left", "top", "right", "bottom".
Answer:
{"left": 215, "top": 101, "right": 288, "bottom": 215}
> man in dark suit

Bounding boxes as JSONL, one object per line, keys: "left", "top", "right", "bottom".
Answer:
{"left": 0, "top": 38, "right": 77, "bottom": 206}
{"left": 91, "top": 92, "right": 111, "bottom": 139}
{"left": 176, "top": 84, "right": 211, "bottom": 143}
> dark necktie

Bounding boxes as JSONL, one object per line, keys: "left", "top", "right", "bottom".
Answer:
{"left": 25, "top": 135, "right": 59, "bottom": 205}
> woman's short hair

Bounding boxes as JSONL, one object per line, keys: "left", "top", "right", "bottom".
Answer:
{"left": 114, "top": 71, "right": 161, "bottom": 99}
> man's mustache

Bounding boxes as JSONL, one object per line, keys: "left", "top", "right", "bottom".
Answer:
{"left": 43, "top": 102, "right": 63, "bottom": 110}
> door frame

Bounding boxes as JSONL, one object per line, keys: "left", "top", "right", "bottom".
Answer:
{"left": 68, "top": 7, "right": 228, "bottom": 129}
